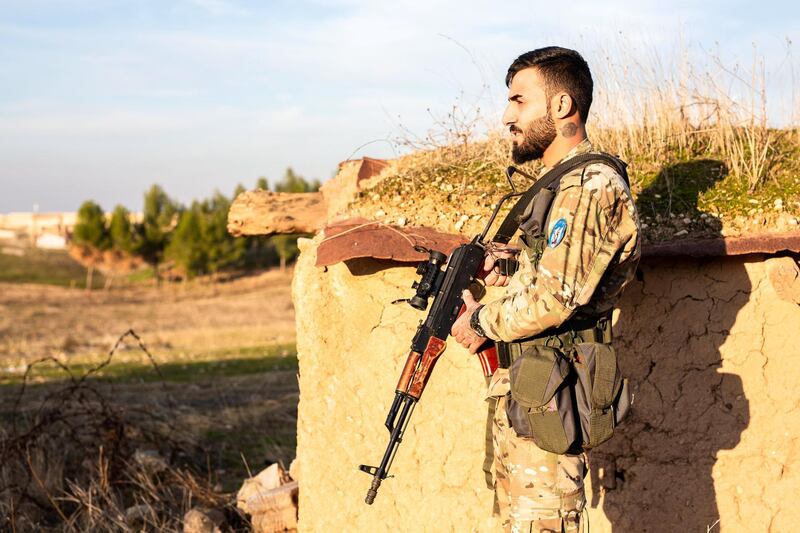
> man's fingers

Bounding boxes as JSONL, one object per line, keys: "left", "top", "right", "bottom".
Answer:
{"left": 468, "top": 338, "right": 484, "bottom": 354}
{"left": 462, "top": 289, "right": 476, "bottom": 306}
{"left": 485, "top": 273, "right": 511, "bottom": 287}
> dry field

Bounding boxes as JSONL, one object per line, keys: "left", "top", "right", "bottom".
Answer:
{"left": 0, "top": 268, "right": 296, "bottom": 371}
{"left": 0, "top": 267, "right": 299, "bottom": 531}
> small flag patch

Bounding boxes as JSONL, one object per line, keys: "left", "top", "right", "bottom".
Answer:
{"left": 548, "top": 218, "right": 567, "bottom": 248}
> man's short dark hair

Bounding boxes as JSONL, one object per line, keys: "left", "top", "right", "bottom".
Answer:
{"left": 506, "top": 47, "right": 593, "bottom": 121}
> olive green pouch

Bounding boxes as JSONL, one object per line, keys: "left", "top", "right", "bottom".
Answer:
{"left": 572, "top": 342, "right": 632, "bottom": 449}
{"left": 505, "top": 344, "right": 580, "bottom": 454}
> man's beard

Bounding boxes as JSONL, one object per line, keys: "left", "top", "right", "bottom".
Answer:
{"left": 511, "top": 112, "right": 557, "bottom": 164}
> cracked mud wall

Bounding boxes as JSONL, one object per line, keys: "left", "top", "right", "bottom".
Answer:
{"left": 589, "top": 254, "right": 800, "bottom": 533}
{"left": 292, "top": 236, "right": 500, "bottom": 532}
{"left": 292, "top": 236, "right": 800, "bottom": 532}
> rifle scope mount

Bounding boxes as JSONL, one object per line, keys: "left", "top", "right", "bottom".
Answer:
{"left": 408, "top": 248, "right": 447, "bottom": 310}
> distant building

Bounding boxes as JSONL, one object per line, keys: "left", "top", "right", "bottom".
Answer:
{"left": 35, "top": 232, "right": 67, "bottom": 250}
{"left": 0, "top": 212, "right": 77, "bottom": 237}
{"left": 0, "top": 210, "right": 142, "bottom": 250}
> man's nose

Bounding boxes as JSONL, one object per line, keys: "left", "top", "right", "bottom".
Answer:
{"left": 502, "top": 105, "right": 516, "bottom": 127}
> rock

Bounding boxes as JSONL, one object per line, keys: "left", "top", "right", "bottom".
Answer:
{"left": 248, "top": 481, "right": 299, "bottom": 532}
{"left": 238, "top": 463, "right": 292, "bottom": 514}
{"left": 238, "top": 463, "right": 298, "bottom": 533}
{"left": 133, "top": 449, "right": 168, "bottom": 475}
{"left": 673, "top": 229, "right": 689, "bottom": 237}
{"left": 321, "top": 157, "right": 390, "bottom": 217}
{"left": 183, "top": 507, "right": 225, "bottom": 533}
{"left": 227, "top": 191, "right": 326, "bottom": 237}
{"left": 682, "top": 217, "right": 692, "bottom": 225}
{"left": 767, "top": 256, "right": 800, "bottom": 304}
{"left": 126, "top": 504, "right": 156, "bottom": 527}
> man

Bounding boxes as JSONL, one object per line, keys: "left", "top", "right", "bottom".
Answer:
{"left": 451, "top": 47, "right": 641, "bottom": 532}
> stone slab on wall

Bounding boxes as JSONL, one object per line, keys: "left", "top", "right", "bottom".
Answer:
{"left": 292, "top": 235, "right": 800, "bottom": 532}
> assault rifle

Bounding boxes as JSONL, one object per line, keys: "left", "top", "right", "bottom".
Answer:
{"left": 359, "top": 166, "right": 536, "bottom": 505}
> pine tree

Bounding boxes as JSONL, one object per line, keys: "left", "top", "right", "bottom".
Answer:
{"left": 202, "top": 191, "right": 246, "bottom": 273}
{"left": 108, "top": 205, "right": 134, "bottom": 253}
{"left": 273, "top": 167, "right": 320, "bottom": 193}
{"left": 73, "top": 201, "right": 110, "bottom": 250}
{"left": 137, "top": 184, "right": 179, "bottom": 272}
{"left": 255, "top": 177, "right": 268, "bottom": 190}
{"left": 165, "top": 203, "right": 206, "bottom": 277}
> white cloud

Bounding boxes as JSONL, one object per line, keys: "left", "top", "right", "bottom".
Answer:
{"left": 0, "top": 0, "right": 796, "bottom": 211}
{"left": 182, "top": 0, "right": 249, "bottom": 17}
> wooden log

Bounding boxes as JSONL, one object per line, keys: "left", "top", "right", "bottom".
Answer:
{"left": 227, "top": 191, "right": 327, "bottom": 237}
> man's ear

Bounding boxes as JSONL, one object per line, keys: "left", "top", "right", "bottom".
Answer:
{"left": 551, "top": 92, "right": 575, "bottom": 119}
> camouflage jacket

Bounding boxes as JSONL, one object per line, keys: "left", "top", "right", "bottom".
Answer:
{"left": 477, "top": 139, "right": 641, "bottom": 342}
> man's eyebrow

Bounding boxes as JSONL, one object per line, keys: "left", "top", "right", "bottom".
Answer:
{"left": 508, "top": 94, "right": 522, "bottom": 102}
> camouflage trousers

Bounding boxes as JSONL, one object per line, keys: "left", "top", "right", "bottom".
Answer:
{"left": 488, "top": 369, "right": 586, "bottom": 533}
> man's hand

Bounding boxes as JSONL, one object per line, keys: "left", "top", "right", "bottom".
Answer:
{"left": 450, "top": 289, "right": 487, "bottom": 354}
{"left": 481, "top": 244, "right": 520, "bottom": 287}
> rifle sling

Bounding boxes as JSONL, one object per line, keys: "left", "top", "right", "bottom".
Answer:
{"left": 492, "top": 153, "right": 628, "bottom": 244}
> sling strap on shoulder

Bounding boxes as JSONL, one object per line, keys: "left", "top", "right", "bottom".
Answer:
{"left": 493, "top": 152, "right": 629, "bottom": 244}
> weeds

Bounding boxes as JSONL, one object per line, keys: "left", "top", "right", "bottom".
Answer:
{"left": 0, "top": 330, "right": 248, "bottom": 532}
{"left": 372, "top": 39, "right": 798, "bottom": 224}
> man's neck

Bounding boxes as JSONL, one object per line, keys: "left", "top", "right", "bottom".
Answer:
{"left": 541, "top": 125, "right": 587, "bottom": 167}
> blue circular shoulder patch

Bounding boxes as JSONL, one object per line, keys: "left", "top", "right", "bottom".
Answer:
{"left": 548, "top": 218, "right": 568, "bottom": 248}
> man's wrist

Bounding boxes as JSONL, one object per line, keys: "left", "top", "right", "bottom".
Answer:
{"left": 470, "top": 305, "right": 487, "bottom": 337}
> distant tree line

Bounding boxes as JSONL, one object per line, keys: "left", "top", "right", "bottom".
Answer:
{"left": 72, "top": 168, "right": 320, "bottom": 278}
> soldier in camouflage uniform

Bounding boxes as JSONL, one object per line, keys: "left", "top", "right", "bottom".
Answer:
{"left": 451, "top": 47, "right": 641, "bottom": 532}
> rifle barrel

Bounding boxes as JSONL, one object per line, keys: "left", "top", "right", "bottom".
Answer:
{"left": 361, "top": 395, "right": 416, "bottom": 504}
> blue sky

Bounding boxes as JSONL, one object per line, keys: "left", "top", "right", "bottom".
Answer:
{"left": 0, "top": 0, "right": 797, "bottom": 213}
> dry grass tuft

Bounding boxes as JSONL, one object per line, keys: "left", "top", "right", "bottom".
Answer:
{"left": 0, "top": 330, "right": 247, "bottom": 532}
{"left": 588, "top": 41, "right": 795, "bottom": 192}
{"left": 350, "top": 40, "right": 799, "bottom": 239}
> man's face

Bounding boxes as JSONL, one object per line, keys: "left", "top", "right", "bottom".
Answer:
{"left": 502, "top": 67, "right": 556, "bottom": 164}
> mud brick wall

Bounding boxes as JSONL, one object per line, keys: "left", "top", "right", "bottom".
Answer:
{"left": 592, "top": 254, "right": 800, "bottom": 532}
{"left": 292, "top": 235, "right": 800, "bottom": 532}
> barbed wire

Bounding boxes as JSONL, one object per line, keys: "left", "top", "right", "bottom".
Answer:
{"left": 0, "top": 329, "right": 220, "bottom": 532}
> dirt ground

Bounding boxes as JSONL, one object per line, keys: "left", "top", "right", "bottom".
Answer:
{"left": 0, "top": 268, "right": 299, "bottom": 530}
{"left": 0, "top": 268, "right": 297, "bottom": 368}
